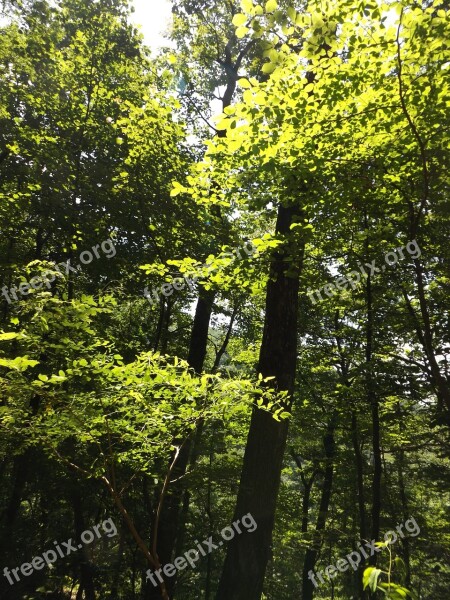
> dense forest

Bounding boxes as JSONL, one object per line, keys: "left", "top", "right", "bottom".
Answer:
{"left": 0, "top": 0, "right": 449, "bottom": 599}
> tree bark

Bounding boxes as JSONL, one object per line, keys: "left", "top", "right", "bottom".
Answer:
{"left": 215, "top": 203, "right": 304, "bottom": 600}
{"left": 212, "top": 303, "right": 239, "bottom": 372}
{"left": 290, "top": 448, "right": 317, "bottom": 535}
{"left": 351, "top": 412, "right": 367, "bottom": 542}
{"left": 412, "top": 259, "right": 450, "bottom": 417}
{"left": 351, "top": 410, "right": 368, "bottom": 598}
{"left": 187, "top": 288, "right": 215, "bottom": 374}
{"left": 396, "top": 402, "right": 411, "bottom": 586}
{"left": 72, "top": 488, "right": 96, "bottom": 600}
{"left": 1, "top": 451, "right": 30, "bottom": 531}
{"left": 365, "top": 260, "right": 382, "bottom": 557}
{"left": 301, "top": 420, "right": 336, "bottom": 600}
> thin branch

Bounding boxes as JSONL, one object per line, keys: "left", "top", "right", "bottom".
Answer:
{"left": 152, "top": 438, "right": 189, "bottom": 561}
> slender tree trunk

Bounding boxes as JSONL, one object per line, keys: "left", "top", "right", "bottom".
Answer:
{"left": 153, "top": 299, "right": 166, "bottom": 352}
{"left": 215, "top": 203, "right": 304, "bottom": 600}
{"left": 2, "top": 451, "right": 30, "bottom": 531}
{"left": 290, "top": 449, "right": 316, "bottom": 535}
{"left": 301, "top": 420, "right": 336, "bottom": 600}
{"left": 72, "top": 488, "right": 96, "bottom": 600}
{"left": 397, "top": 450, "right": 411, "bottom": 585}
{"left": 351, "top": 411, "right": 368, "bottom": 598}
{"left": 212, "top": 303, "right": 239, "bottom": 372}
{"left": 335, "top": 309, "right": 368, "bottom": 596}
{"left": 205, "top": 447, "right": 214, "bottom": 600}
{"left": 412, "top": 258, "right": 450, "bottom": 417}
{"left": 364, "top": 254, "right": 382, "bottom": 556}
{"left": 396, "top": 402, "right": 411, "bottom": 586}
{"left": 370, "top": 398, "right": 382, "bottom": 549}
{"left": 110, "top": 523, "right": 126, "bottom": 599}
{"left": 187, "top": 288, "right": 215, "bottom": 374}
{"left": 358, "top": 214, "right": 382, "bottom": 553}
{"left": 351, "top": 412, "right": 367, "bottom": 540}
{"left": 160, "top": 298, "right": 173, "bottom": 354}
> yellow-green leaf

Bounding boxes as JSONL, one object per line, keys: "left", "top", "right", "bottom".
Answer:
{"left": 236, "top": 25, "right": 250, "bottom": 38}
{"left": 238, "top": 78, "right": 252, "bottom": 88}
{"left": 265, "top": 0, "right": 278, "bottom": 12}
{"left": 232, "top": 13, "right": 247, "bottom": 26}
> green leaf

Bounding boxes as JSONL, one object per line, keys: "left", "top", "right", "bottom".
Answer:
{"left": 232, "top": 13, "right": 247, "bottom": 26}
{"left": 0, "top": 332, "right": 20, "bottom": 341}
{"left": 241, "top": 0, "right": 253, "bottom": 11}
{"left": 363, "top": 567, "right": 382, "bottom": 592}
{"left": 170, "top": 181, "right": 187, "bottom": 197}
{"left": 265, "top": 0, "right": 278, "bottom": 12}
{"left": 238, "top": 78, "right": 252, "bottom": 89}
{"left": 236, "top": 26, "right": 250, "bottom": 38}
{"left": 262, "top": 62, "right": 277, "bottom": 74}
{"left": 287, "top": 6, "right": 297, "bottom": 22}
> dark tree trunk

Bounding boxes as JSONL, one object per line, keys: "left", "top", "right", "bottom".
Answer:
{"left": 301, "top": 420, "right": 336, "bottom": 600}
{"left": 351, "top": 412, "right": 367, "bottom": 541}
{"left": 153, "top": 299, "right": 166, "bottom": 352}
{"left": 187, "top": 288, "right": 215, "bottom": 374}
{"left": 397, "top": 451, "right": 411, "bottom": 585}
{"left": 2, "top": 451, "right": 30, "bottom": 531}
{"left": 351, "top": 411, "right": 368, "bottom": 598}
{"left": 412, "top": 258, "right": 450, "bottom": 417}
{"left": 370, "top": 397, "right": 382, "bottom": 549}
{"left": 290, "top": 449, "right": 317, "bottom": 535}
{"left": 160, "top": 298, "right": 173, "bottom": 354}
{"left": 365, "top": 259, "right": 382, "bottom": 557}
{"left": 72, "top": 488, "right": 96, "bottom": 600}
{"left": 110, "top": 523, "right": 125, "bottom": 599}
{"left": 215, "top": 203, "right": 304, "bottom": 600}
{"left": 359, "top": 214, "right": 382, "bottom": 555}
{"left": 212, "top": 303, "right": 239, "bottom": 372}
{"left": 0, "top": 149, "right": 9, "bottom": 164}
{"left": 396, "top": 402, "right": 411, "bottom": 586}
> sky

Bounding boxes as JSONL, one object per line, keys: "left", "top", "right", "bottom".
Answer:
{"left": 130, "top": 0, "right": 173, "bottom": 50}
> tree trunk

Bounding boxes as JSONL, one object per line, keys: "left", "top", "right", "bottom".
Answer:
{"left": 187, "top": 288, "right": 215, "bottom": 374}
{"left": 212, "top": 303, "right": 239, "bottom": 372}
{"left": 351, "top": 411, "right": 368, "bottom": 598}
{"left": 365, "top": 260, "right": 382, "bottom": 557}
{"left": 301, "top": 420, "right": 336, "bottom": 600}
{"left": 72, "top": 488, "right": 96, "bottom": 600}
{"left": 153, "top": 298, "right": 166, "bottom": 352}
{"left": 110, "top": 523, "right": 126, "bottom": 599}
{"left": 2, "top": 451, "right": 30, "bottom": 531}
{"left": 290, "top": 449, "right": 316, "bottom": 535}
{"left": 412, "top": 258, "right": 450, "bottom": 417}
{"left": 160, "top": 298, "right": 173, "bottom": 355}
{"left": 215, "top": 203, "right": 304, "bottom": 600}
{"left": 396, "top": 402, "right": 411, "bottom": 586}
{"left": 351, "top": 412, "right": 367, "bottom": 541}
